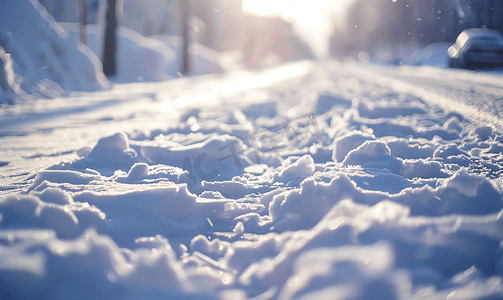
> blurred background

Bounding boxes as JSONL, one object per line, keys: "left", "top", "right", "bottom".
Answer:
{"left": 37, "top": 0, "right": 503, "bottom": 67}
{"left": 38, "top": 0, "right": 313, "bottom": 72}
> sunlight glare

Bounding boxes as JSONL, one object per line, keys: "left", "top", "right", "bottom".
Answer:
{"left": 216, "top": 62, "right": 311, "bottom": 96}
{"left": 241, "top": 0, "right": 356, "bottom": 58}
{"left": 242, "top": 0, "right": 282, "bottom": 18}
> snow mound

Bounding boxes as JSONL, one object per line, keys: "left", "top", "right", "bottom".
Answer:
{"left": 332, "top": 131, "right": 375, "bottom": 162}
{"left": 60, "top": 24, "right": 225, "bottom": 82}
{"left": 60, "top": 23, "right": 175, "bottom": 83}
{"left": 0, "top": 0, "right": 107, "bottom": 102}
{"left": 84, "top": 132, "right": 138, "bottom": 168}
{"left": 0, "top": 46, "right": 22, "bottom": 104}
{"left": 342, "top": 140, "right": 404, "bottom": 174}
{"left": 406, "top": 43, "right": 450, "bottom": 67}
{"left": 152, "top": 35, "right": 224, "bottom": 77}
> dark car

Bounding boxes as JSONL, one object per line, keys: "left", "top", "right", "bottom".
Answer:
{"left": 448, "top": 28, "right": 503, "bottom": 69}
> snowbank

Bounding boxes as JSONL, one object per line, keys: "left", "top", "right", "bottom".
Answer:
{"left": 60, "top": 23, "right": 176, "bottom": 83}
{"left": 61, "top": 24, "right": 225, "bottom": 83}
{"left": 0, "top": 46, "right": 22, "bottom": 104}
{"left": 151, "top": 35, "right": 224, "bottom": 76}
{"left": 0, "top": 0, "right": 107, "bottom": 103}
{"left": 406, "top": 43, "right": 450, "bottom": 67}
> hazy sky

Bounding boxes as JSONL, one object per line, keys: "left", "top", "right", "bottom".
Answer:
{"left": 242, "top": 0, "right": 355, "bottom": 58}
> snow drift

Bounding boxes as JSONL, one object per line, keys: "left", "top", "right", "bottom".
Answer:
{"left": 60, "top": 24, "right": 224, "bottom": 83}
{"left": 60, "top": 23, "right": 176, "bottom": 84}
{"left": 0, "top": 0, "right": 107, "bottom": 104}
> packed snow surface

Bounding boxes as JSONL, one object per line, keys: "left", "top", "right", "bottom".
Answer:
{"left": 1, "top": 59, "right": 503, "bottom": 299}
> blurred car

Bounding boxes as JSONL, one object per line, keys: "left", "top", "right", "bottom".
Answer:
{"left": 448, "top": 28, "right": 503, "bottom": 69}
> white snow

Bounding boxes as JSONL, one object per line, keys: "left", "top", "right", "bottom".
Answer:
{"left": 1, "top": 2, "right": 503, "bottom": 300}
{"left": 406, "top": 43, "right": 451, "bottom": 67}
{"left": 60, "top": 23, "right": 225, "bottom": 83}
{"left": 151, "top": 35, "right": 225, "bottom": 76}
{"left": 0, "top": 0, "right": 108, "bottom": 103}
{"left": 60, "top": 22, "right": 176, "bottom": 83}
{"left": 0, "top": 46, "right": 22, "bottom": 104}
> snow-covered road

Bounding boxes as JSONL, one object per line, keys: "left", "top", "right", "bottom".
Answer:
{"left": 1, "top": 60, "right": 503, "bottom": 299}
{"left": 338, "top": 61, "right": 503, "bottom": 129}
{"left": 0, "top": 62, "right": 313, "bottom": 194}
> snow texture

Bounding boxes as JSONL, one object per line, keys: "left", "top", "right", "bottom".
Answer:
{"left": 1, "top": 5, "right": 503, "bottom": 299}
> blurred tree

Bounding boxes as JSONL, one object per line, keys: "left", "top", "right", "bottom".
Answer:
{"left": 78, "top": 0, "right": 88, "bottom": 46}
{"left": 180, "top": 0, "right": 190, "bottom": 75}
{"left": 103, "top": 0, "right": 117, "bottom": 77}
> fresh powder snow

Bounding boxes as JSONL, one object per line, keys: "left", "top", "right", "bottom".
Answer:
{"left": 1, "top": 1, "right": 503, "bottom": 300}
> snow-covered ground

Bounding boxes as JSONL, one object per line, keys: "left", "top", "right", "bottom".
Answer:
{"left": 1, "top": 57, "right": 503, "bottom": 299}
{"left": 2, "top": 1, "right": 503, "bottom": 299}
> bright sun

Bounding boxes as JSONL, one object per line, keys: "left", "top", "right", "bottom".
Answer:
{"left": 241, "top": 0, "right": 283, "bottom": 18}
{"left": 241, "top": 0, "right": 350, "bottom": 58}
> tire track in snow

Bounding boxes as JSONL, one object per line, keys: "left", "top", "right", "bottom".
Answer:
{"left": 332, "top": 61, "right": 503, "bottom": 132}
{"left": 390, "top": 65, "right": 503, "bottom": 92}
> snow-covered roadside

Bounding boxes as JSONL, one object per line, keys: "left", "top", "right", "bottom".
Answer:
{"left": 0, "top": 46, "right": 23, "bottom": 104}
{"left": 60, "top": 22, "right": 176, "bottom": 83}
{"left": 1, "top": 60, "right": 503, "bottom": 299}
{"left": 338, "top": 60, "right": 503, "bottom": 131}
{"left": 0, "top": 0, "right": 108, "bottom": 104}
{"left": 151, "top": 35, "right": 225, "bottom": 76}
{"left": 60, "top": 23, "right": 226, "bottom": 83}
